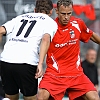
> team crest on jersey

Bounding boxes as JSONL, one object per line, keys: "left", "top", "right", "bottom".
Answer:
{"left": 69, "top": 29, "right": 75, "bottom": 38}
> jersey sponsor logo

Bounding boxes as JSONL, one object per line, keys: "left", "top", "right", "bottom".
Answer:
{"left": 55, "top": 42, "right": 68, "bottom": 48}
{"left": 55, "top": 39, "right": 78, "bottom": 48}
{"left": 9, "top": 38, "right": 28, "bottom": 43}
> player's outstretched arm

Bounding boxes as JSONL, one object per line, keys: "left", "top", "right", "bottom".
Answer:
{"left": 0, "top": 26, "right": 6, "bottom": 43}
{"left": 35, "top": 33, "right": 51, "bottom": 79}
{"left": 90, "top": 32, "right": 100, "bottom": 44}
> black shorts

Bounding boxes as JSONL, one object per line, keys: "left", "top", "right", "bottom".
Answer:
{"left": 0, "top": 61, "right": 38, "bottom": 96}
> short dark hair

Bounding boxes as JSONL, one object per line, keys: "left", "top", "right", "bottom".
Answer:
{"left": 35, "top": 0, "right": 53, "bottom": 14}
{"left": 57, "top": 0, "right": 73, "bottom": 9}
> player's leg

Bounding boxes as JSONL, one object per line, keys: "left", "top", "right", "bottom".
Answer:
{"left": 18, "top": 64, "right": 38, "bottom": 100}
{"left": 5, "top": 93, "right": 19, "bottom": 100}
{"left": 74, "top": 91, "right": 99, "bottom": 100}
{"left": 67, "top": 74, "right": 99, "bottom": 100}
{"left": 37, "top": 88, "right": 50, "bottom": 100}
{"left": 82, "top": 91, "right": 99, "bottom": 100}
{"left": 0, "top": 61, "right": 20, "bottom": 100}
{"left": 23, "top": 95, "right": 37, "bottom": 100}
{"left": 38, "top": 73, "right": 67, "bottom": 100}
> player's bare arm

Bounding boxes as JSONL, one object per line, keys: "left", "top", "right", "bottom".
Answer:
{"left": 90, "top": 32, "right": 100, "bottom": 44}
{"left": 0, "top": 26, "right": 6, "bottom": 42}
{"left": 35, "top": 33, "right": 51, "bottom": 79}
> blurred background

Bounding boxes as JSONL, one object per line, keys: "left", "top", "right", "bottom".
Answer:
{"left": 0, "top": 0, "right": 100, "bottom": 100}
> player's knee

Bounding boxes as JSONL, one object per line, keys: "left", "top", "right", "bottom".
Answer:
{"left": 88, "top": 93, "right": 99, "bottom": 100}
{"left": 90, "top": 96, "right": 99, "bottom": 100}
{"left": 83, "top": 91, "right": 100, "bottom": 100}
{"left": 37, "top": 89, "right": 50, "bottom": 100}
{"left": 91, "top": 95, "right": 99, "bottom": 100}
{"left": 24, "top": 95, "right": 37, "bottom": 100}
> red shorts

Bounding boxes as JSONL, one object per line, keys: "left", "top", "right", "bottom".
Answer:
{"left": 39, "top": 73, "right": 96, "bottom": 100}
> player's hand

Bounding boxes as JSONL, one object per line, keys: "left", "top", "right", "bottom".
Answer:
{"left": 35, "top": 64, "right": 43, "bottom": 79}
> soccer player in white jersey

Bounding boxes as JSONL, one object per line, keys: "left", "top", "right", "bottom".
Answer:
{"left": 37, "top": 0, "right": 100, "bottom": 100}
{"left": 0, "top": 0, "right": 58, "bottom": 100}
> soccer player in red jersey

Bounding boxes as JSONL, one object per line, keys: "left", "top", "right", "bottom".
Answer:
{"left": 37, "top": 0, "right": 100, "bottom": 100}
{"left": 0, "top": 0, "right": 57, "bottom": 100}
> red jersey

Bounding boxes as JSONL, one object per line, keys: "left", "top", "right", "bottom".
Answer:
{"left": 45, "top": 16, "right": 93, "bottom": 77}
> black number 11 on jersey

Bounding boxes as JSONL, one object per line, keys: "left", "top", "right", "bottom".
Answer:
{"left": 16, "top": 19, "right": 37, "bottom": 38}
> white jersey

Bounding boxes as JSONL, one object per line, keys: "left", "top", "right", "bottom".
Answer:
{"left": 0, "top": 13, "right": 58, "bottom": 65}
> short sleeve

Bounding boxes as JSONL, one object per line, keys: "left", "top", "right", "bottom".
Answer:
{"left": 79, "top": 19, "right": 93, "bottom": 43}
{"left": 2, "top": 17, "right": 16, "bottom": 34}
{"left": 43, "top": 18, "right": 58, "bottom": 42}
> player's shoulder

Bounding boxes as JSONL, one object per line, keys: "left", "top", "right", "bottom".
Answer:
{"left": 70, "top": 16, "right": 84, "bottom": 24}
{"left": 41, "top": 13, "right": 56, "bottom": 23}
{"left": 16, "top": 13, "right": 57, "bottom": 27}
{"left": 41, "top": 14, "right": 57, "bottom": 27}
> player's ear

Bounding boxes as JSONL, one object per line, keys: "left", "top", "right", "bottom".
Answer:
{"left": 49, "top": 9, "right": 53, "bottom": 16}
{"left": 50, "top": 9, "right": 53, "bottom": 15}
{"left": 55, "top": 8, "right": 58, "bottom": 14}
{"left": 34, "top": 8, "right": 36, "bottom": 13}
